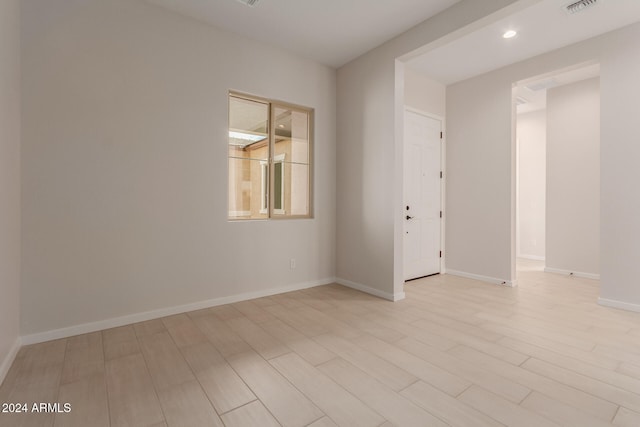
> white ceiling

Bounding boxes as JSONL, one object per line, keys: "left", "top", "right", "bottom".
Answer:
{"left": 515, "top": 62, "right": 600, "bottom": 113}
{"left": 145, "top": 0, "right": 461, "bottom": 68}
{"left": 407, "top": 0, "right": 640, "bottom": 85}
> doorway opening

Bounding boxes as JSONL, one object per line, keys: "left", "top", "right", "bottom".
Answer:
{"left": 514, "top": 62, "right": 601, "bottom": 280}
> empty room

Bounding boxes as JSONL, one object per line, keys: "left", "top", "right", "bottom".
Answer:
{"left": 2, "top": 0, "right": 640, "bottom": 426}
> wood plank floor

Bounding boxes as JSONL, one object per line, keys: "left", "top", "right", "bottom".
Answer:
{"left": 1, "top": 259, "right": 640, "bottom": 426}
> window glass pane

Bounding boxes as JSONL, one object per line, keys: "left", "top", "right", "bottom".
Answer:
{"left": 229, "top": 96, "right": 269, "bottom": 160}
{"left": 273, "top": 161, "right": 283, "bottom": 211}
{"left": 271, "top": 162, "right": 309, "bottom": 217}
{"left": 228, "top": 157, "right": 268, "bottom": 220}
{"left": 260, "top": 162, "right": 268, "bottom": 213}
{"left": 274, "top": 107, "right": 309, "bottom": 165}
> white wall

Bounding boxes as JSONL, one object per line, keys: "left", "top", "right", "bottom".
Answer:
{"left": 0, "top": 0, "right": 22, "bottom": 381}
{"left": 21, "top": 0, "right": 336, "bottom": 337}
{"left": 336, "top": 0, "right": 522, "bottom": 299}
{"left": 446, "top": 23, "right": 640, "bottom": 309}
{"left": 404, "top": 68, "right": 446, "bottom": 117}
{"left": 546, "top": 78, "right": 600, "bottom": 276}
{"left": 517, "top": 110, "right": 546, "bottom": 260}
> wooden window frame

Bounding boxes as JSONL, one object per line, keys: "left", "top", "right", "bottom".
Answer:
{"left": 228, "top": 91, "right": 314, "bottom": 220}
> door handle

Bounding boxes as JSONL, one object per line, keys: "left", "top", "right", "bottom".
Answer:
{"left": 406, "top": 215, "right": 414, "bottom": 220}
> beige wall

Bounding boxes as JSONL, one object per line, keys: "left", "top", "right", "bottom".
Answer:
{"left": 21, "top": 0, "right": 336, "bottom": 336}
{"left": 600, "top": 28, "right": 640, "bottom": 309}
{"left": 447, "top": 75, "right": 514, "bottom": 282}
{"left": 0, "top": 0, "right": 21, "bottom": 379}
{"left": 546, "top": 78, "right": 600, "bottom": 276}
{"left": 404, "top": 68, "right": 446, "bottom": 117}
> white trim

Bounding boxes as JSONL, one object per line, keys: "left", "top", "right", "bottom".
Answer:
{"left": 544, "top": 267, "right": 600, "bottom": 280}
{"left": 518, "top": 254, "right": 546, "bottom": 261}
{"left": 516, "top": 135, "right": 521, "bottom": 271}
{"left": 0, "top": 337, "right": 21, "bottom": 386}
{"left": 446, "top": 269, "right": 517, "bottom": 287}
{"left": 394, "top": 61, "right": 405, "bottom": 308}
{"left": 598, "top": 297, "right": 640, "bottom": 313}
{"left": 440, "top": 116, "right": 446, "bottom": 275}
{"left": 404, "top": 107, "right": 444, "bottom": 122}
{"left": 336, "top": 277, "right": 405, "bottom": 302}
{"left": 21, "top": 278, "right": 335, "bottom": 345}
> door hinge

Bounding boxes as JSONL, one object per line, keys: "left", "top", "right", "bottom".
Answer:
{"left": 440, "top": 171, "right": 443, "bottom": 179}
{"left": 440, "top": 211, "right": 442, "bottom": 218}
{"left": 439, "top": 251, "right": 442, "bottom": 258}
{"left": 440, "top": 132, "right": 443, "bottom": 139}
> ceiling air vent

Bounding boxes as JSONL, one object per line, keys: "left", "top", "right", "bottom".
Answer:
{"left": 565, "top": 0, "right": 599, "bottom": 15}
{"left": 525, "top": 78, "right": 559, "bottom": 92}
{"left": 235, "top": 0, "right": 261, "bottom": 6}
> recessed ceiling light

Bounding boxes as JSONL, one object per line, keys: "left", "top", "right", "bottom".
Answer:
{"left": 503, "top": 30, "right": 517, "bottom": 39}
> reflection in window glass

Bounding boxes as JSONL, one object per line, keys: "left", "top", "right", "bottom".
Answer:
{"left": 228, "top": 96, "right": 269, "bottom": 219}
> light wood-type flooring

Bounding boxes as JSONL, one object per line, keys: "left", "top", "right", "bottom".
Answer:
{"left": 1, "top": 260, "right": 640, "bottom": 426}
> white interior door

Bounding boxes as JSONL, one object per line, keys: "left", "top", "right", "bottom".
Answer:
{"left": 404, "top": 110, "right": 442, "bottom": 280}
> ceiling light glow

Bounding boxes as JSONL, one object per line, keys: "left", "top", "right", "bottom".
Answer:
{"left": 229, "top": 131, "right": 266, "bottom": 142}
{"left": 503, "top": 30, "right": 517, "bottom": 39}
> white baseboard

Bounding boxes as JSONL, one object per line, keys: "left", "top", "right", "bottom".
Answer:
{"left": 446, "top": 269, "right": 516, "bottom": 287}
{"left": 517, "top": 254, "right": 545, "bottom": 261}
{"left": 598, "top": 297, "right": 640, "bottom": 313}
{"left": 544, "top": 267, "right": 600, "bottom": 280}
{"left": 335, "top": 277, "right": 405, "bottom": 302}
{"left": 21, "top": 277, "right": 335, "bottom": 345}
{"left": 0, "top": 337, "right": 21, "bottom": 386}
